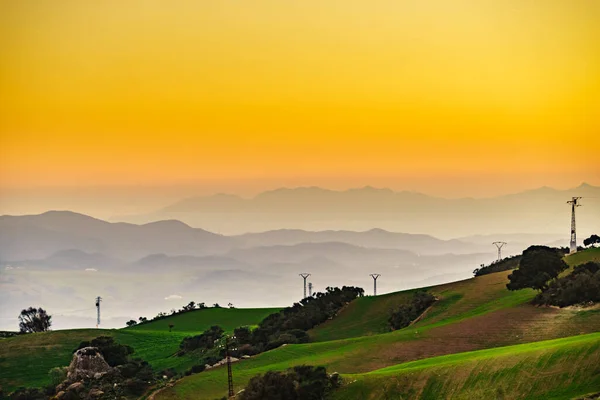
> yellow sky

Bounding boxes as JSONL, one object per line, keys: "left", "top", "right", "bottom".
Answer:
{"left": 1, "top": 0, "right": 599, "bottom": 197}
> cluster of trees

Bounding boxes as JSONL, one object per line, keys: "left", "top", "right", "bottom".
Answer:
{"left": 179, "top": 325, "right": 224, "bottom": 354}
{"left": 125, "top": 301, "right": 233, "bottom": 327}
{"left": 388, "top": 291, "right": 436, "bottom": 330}
{"left": 239, "top": 365, "right": 340, "bottom": 400}
{"left": 506, "top": 246, "right": 568, "bottom": 292}
{"left": 18, "top": 307, "right": 51, "bottom": 334}
{"left": 533, "top": 262, "right": 600, "bottom": 307}
{"left": 232, "top": 286, "right": 364, "bottom": 355}
{"left": 473, "top": 255, "right": 521, "bottom": 277}
{"left": 507, "top": 245, "right": 599, "bottom": 307}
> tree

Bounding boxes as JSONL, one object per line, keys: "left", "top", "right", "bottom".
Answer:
{"left": 18, "top": 307, "right": 52, "bottom": 333}
{"left": 213, "top": 303, "right": 221, "bottom": 308}
{"left": 584, "top": 234, "right": 600, "bottom": 247}
{"left": 228, "top": 302, "right": 235, "bottom": 308}
{"left": 126, "top": 319, "right": 138, "bottom": 327}
{"left": 182, "top": 301, "right": 196, "bottom": 311}
{"left": 507, "top": 246, "right": 568, "bottom": 291}
{"left": 138, "top": 316, "right": 148, "bottom": 323}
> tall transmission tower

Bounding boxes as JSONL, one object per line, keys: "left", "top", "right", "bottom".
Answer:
{"left": 308, "top": 282, "right": 313, "bottom": 297}
{"left": 95, "top": 296, "right": 102, "bottom": 328}
{"left": 225, "top": 336, "right": 234, "bottom": 398}
{"left": 370, "top": 274, "right": 381, "bottom": 296}
{"left": 567, "top": 197, "right": 582, "bottom": 254}
{"left": 299, "top": 273, "right": 311, "bottom": 299}
{"left": 492, "top": 242, "right": 507, "bottom": 262}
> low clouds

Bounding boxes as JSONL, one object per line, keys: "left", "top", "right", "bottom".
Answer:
{"left": 164, "top": 294, "right": 182, "bottom": 301}
{"left": 85, "top": 268, "right": 98, "bottom": 272}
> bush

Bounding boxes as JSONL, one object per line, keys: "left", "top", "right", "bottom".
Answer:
{"left": 179, "top": 325, "right": 224, "bottom": 354}
{"left": 75, "top": 336, "right": 134, "bottom": 366}
{"left": 238, "top": 286, "right": 363, "bottom": 354}
{"left": 473, "top": 255, "right": 521, "bottom": 277}
{"left": 389, "top": 291, "right": 436, "bottom": 330}
{"left": 240, "top": 365, "right": 339, "bottom": 400}
{"left": 48, "top": 366, "right": 67, "bottom": 386}
{"left": 533, "top": 262, "right": 600, "bottom": 307}
{"left": 185, "top": 364, "right": 206, "bottom": 376}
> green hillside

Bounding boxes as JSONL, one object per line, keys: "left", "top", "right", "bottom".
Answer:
{"left": 2, "top": 248, "right": 599, "bottom": 399}
{"left": 0, "top": 307, "right": 279, "bottom": 392}
{"left": 155, "top": 248, "right": 600, "bottom": 399}
{"left": 333, "top": 332, "right": 600, "bottom": 400}
{"left": 128, "top": 307, "right": 280, "bottom": 333}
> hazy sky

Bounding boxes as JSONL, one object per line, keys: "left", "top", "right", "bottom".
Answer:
{"left": 1, "top": 1, "right": 599, "bottom": 199}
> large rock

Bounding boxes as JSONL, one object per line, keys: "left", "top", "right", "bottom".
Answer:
{"left": 66, "top": 347, "right": 112, "bottom": 382}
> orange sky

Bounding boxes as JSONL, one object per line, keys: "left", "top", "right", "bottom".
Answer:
{"left": 1, "top": 1, "right": 599, "bottom": 198}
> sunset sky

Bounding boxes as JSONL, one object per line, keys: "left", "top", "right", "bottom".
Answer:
{"left": 1, "top": 1, "right": 599, "bottom": 200}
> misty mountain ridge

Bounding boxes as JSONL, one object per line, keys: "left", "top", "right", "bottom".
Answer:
{"left": 110, "top": 183, "right": 599, "bottom": 237}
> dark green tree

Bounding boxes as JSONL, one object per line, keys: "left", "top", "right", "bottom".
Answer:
{"left": 583, "top": 234, "right": 600, "bottom": 247}
{"left": 507, "top": 246, "right": 568, "bottom": 291}
{"left": 18, "top": 307, "right": 52, "bottom": 333}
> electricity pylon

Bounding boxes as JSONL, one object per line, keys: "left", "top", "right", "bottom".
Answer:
{"left": 370, "top": 274, "right": 381, "bottom": 296}
{"left": 492, "top": 242, "right": 507, "bottom": 262}
{"left": 567, "top": 197, "right": 582, "bottom": 253}
{"left": 299, "top": 273, "right": 311, "bottom": 299}
{"left": 95, "top": 296, "right": 102, "bottom": 328}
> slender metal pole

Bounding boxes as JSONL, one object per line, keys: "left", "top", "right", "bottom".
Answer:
{"left": 226, "top": 337, "right": 234, "bottom": 398}
{"left": 95, "top": 296, "right": 102, "bottom": 328}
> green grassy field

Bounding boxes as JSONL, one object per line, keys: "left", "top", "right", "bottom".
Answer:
{"left": 333, "top": 332, "right": 600, "bottom": 400}
{"left": 155, "top": 248, "right": 600, "bottom": 399}
{"left": 0, "top": 307, "right": 279, "bottom": 392}
{"left": 2, "top": 248, "right": 599, "bottom": 399}
{"left": 128, "top": 307, "right": 280, "bottom": 333}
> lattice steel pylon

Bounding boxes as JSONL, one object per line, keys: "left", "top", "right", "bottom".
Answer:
{"left": 299, "top": 273, "right": 311, "bottom": 299}
{"left": 370, "top": 274, "right": 381, "bottom": 296}
{"left": 492, "top": 242, "right": 507, "bottom": 262}
{"left": 567, "top": 197, "right": 582, "bottom": 254}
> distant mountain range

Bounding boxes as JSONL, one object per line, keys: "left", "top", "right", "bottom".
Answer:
{"left": 110, "top": 183, "right": 600, "bottom": 237}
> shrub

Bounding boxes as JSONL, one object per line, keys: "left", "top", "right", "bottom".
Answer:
{"left": 239, "top": 365, "right": 339, "bottom": 400}
{"left": 75, "top": 336, "right": 134, "bottom": 366}
{"left": 533, "top": 262, "right": 600, "bottom": 307}
{"left": 48, "top": 366, "right": 67, "bottom": 386}
{"left": 179, "top": 325, "right": 224, "bottom": 354}
{"left": 389, "top": 291, "right": 436, "bottom": 330}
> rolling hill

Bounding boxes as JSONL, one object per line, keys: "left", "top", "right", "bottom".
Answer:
{"left": 0, "top": 307, "right": 279, "bottom": 392}
{"left": 1, "top": 248, "right": 599, "bottom": 399}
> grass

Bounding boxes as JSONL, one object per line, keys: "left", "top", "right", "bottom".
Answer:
{"left": 566, "top": 247, "right": 600, "bottom": 266}
{"left": 3, "top": 247, "right": 600, "bottom": 398}
{"left": 333, "top": 332, "right": 600, "bottom": 400}
{"left": 0, "top": 307, "right": 279, "bottom": 392}
{"left": 128, "top": 307, "right": 280, "bottom": 333}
